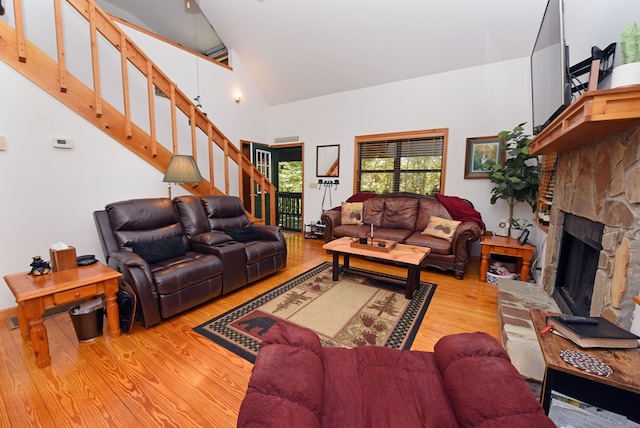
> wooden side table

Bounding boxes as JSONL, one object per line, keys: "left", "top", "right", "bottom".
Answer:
{"left": 4, "top": 263, "right": 121, "bottom": 368}
{"left": 479, "top": 235, "right": 535, "bottom": 282}
{"left": 531, "top": 308, "right": 640, "bottom": 421}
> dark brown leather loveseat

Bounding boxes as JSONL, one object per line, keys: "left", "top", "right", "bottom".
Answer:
{"left": 321, "top": 192, "right": 484, "bottom": 279}
{"left": 94, "top": 195, "right": 287, "bottom": 328}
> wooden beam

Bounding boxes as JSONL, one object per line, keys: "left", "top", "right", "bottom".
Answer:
{"left": 12, "top": 0, "right": 26, "bottom": 62}
{"left": 120, "top": 34, "right": 132, "bottom": 138}
{"left": 53, "top": 0, "right": 67, "bottom": 92}
{"left": 88, "top": 4, "right": 102, "bottom": 118}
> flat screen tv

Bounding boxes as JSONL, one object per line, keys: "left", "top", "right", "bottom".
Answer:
{"left": 531, "top": 0, "right": 571, "bottom": 134}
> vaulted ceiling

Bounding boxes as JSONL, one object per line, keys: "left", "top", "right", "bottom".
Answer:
{"left": 99, "top": 0, "right": 549, "bottom": 106}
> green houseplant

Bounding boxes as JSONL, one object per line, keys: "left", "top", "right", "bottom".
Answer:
{"left": 489, "top": 123, "right": 540, "bottom": 237}
{"left": 621, "top": 22, "right": 640, "bottom": 64}
{"left": 612, "top": 22, "right": 640, "bottom": 87}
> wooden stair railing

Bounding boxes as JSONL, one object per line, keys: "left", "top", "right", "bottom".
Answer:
{"left": 0, "top": 0, "right": 277, "bottom": 224}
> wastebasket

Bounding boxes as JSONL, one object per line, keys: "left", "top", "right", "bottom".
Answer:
{"left": 69, "top": 304, "right": 104, "bottom": 341}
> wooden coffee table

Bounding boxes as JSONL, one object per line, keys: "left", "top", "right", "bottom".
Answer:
{"left": 4, "top": 263, "right": 122, "bottom": 368}
{"left": 322, "top": 236, "right": 431, "bottom": 299}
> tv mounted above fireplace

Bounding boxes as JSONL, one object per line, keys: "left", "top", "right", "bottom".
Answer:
{"left": 531, "top": 0, "right": 617, "bottom": 135}
{"left": 530, "top": 0, "right": 571, "bottom": 135}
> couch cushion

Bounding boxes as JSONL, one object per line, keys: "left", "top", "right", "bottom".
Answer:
{"left": 341, "top": 202, "right": 364, "bottom": 225}
{"left": 434, "top": 332, "right": 554, "bottom": 427}
{"left": 422, "top": 216, "right": 461, "bottom": 242}
{"left": 237, "top": 322, "right": 324, "bottom": 427}
{"left": 200, "top": 195, "right": 251, "bottom": 230}
{"left": 322, "top": 346, "right": 460, "bottom": 428}
{"left": 381, "top": 197, "right": 419, "bottom": 229}
{"left": 363, "top": 197, "right": 385, "bottom": 226}
{"left": 369, "top": 227, "right": 413, "bottom": 243}
{"left": 150, "top": 252, "right": 223, "bottom": 295}
{"left": 223, "top": 226, "right": 261, "bottom": 242}
{"left": 106, "top": 198, "right": 186, "bottom": 249}
{"left": 416, "top": 197, "right": 453, "bottom": 232}
{"left": 245, "top": 240, "right": 285, "bottom": 264}
{"left": 405, "top": 232, "right": 452, "bottom": 255}
{"left": 131, "top": 236, "right": 186, "bottom": 264}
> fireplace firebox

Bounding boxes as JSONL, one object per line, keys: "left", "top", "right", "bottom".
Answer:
{"left": 553, "top": 213, "right": 604, "bottom": 316}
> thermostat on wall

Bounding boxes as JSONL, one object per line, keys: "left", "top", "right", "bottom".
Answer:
{"left": 52, "top": 138, "right": 73, "bottom": 149}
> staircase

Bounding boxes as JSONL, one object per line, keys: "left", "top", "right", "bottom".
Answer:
{"left": 0, "top": 0, "right": 276, "bottom": 223}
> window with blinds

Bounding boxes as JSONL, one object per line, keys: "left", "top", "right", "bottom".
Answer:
{"left": 355, "top": 129, "right": 447, "bottom": 195}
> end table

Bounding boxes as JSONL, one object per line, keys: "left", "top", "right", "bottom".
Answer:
{"left": 4, "top": 263, "right": 121, "bottom": 368}
{"left": 479, "top": 235, "right": 535, "bottom": 282}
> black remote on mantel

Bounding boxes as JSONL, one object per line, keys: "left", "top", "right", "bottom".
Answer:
{"left": 558, "top": 315, "right": 599, "bottom": 325}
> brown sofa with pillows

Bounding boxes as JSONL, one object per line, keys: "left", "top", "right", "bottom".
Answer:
{"left": 94, "top": 195, "right": 286, "bottom": 327}
{"left": 237, "top": 322, "right": 555, "bottom": 427}
{"left": 321, "top": 192, "right": 485, "bottom": 279}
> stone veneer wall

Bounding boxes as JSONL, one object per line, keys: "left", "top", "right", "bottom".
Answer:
{"left": 541, "top": 125, "right": 640, "bottom": 329}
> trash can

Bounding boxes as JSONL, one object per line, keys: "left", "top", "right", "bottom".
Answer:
{"left": 69, "top": 304, "right": 104, "bottom": 341}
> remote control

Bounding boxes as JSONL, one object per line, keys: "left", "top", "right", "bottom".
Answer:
{"left": 558, "top": 315, "right": 599, "bottom": 325}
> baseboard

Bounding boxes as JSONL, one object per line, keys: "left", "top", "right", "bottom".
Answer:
{"left": 0, "top": 306, "right": 17, "bottom": 322}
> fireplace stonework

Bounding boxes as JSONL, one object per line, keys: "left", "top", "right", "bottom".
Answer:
{"left": 541, "top": 125, "right": 640, "bottom": 329}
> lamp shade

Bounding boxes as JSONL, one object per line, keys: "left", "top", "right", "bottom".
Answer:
{"left": 163, "top": 155, "right": 203, "bottom": 183}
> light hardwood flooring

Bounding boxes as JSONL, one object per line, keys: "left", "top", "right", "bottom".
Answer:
{"left": 0, "top": 234, "right": 499, "bottom": 427}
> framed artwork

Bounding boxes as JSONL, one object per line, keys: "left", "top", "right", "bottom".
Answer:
{"left": 464, "top": 136, "right": 504, "bottom": 179}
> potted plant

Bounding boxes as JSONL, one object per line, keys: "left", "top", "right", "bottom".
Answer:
{"left": 611, "top": 22, "right": 640, "bottom": 88}
{"left": 489, "top": 123, "right": 540, "bottom": 237}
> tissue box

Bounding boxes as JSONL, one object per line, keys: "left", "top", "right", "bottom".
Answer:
{"left": 49, "top": 246, "right": 77, "bottom": 272}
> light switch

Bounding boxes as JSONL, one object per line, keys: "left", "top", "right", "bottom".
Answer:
{"left": 0, "top": 136, "right": 6, "bottom": 151}
{"left": 309, "top": 182, "right": 318, "bottom": 189}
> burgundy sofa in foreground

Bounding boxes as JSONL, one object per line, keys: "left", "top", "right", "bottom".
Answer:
{"left": 237, "top": 323, "right": 555, "bottom": 427}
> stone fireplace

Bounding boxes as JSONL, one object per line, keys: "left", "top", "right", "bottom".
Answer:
{"left": 540, "top": 125, "right": 640, "bottom": 329}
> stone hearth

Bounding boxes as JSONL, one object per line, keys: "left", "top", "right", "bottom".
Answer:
{"left": 497, "top": 278, "right": 559, "bottom": 382}
{"left": 541, "top": 125, "right": 640, "bottom": 329}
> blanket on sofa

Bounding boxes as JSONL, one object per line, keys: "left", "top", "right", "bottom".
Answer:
{"left": 436, "top": 194, "right": 486, "bottom": 230}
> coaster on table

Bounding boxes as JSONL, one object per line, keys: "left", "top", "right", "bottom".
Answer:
{"left": 560, "top": 349, "right": 613, "bottom": 377}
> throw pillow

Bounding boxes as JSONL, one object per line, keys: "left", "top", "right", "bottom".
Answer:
{"left": 131, "top": 236, "right": 186, "bottom": 264}
{"left": 223, "top": 226, "right": 261, "bottom": 242}
{"left": 421, "top": 216, "right": 461, "bottom": 241}
{"left": 341, "top": 202, "right": 364, "bottom": 225}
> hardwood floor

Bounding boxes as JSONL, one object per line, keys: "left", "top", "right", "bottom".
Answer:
{"left": 0, "top": 234, "right": 499, "bottom": 427}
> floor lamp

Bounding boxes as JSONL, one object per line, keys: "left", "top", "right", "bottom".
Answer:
{"left": 163, "top": 154, "right": 203, "bottom": 199}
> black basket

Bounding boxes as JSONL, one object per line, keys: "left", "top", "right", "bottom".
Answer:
{"left": 68, "top": 305, "right": 104, "bottom": 341}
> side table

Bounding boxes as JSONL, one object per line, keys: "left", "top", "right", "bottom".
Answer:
{"left": 531, "top": 308, "right": 640, "bottom": 421}
{"left": 479, "top": 235, "right": 535, "bottom": 282}
{"left": 4, "top": 262, "right": 122, "bottom": 368}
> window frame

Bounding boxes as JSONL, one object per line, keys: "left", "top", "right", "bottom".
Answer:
{"left": 354, "top": 128, "right": 448, "bottom": 195}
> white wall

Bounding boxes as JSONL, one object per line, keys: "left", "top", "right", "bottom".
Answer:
{"left": 0, "top": 6, "right": 269, "bottom": 310}
{"left": 270, "top": 58, "right": 535, "bottom": 246}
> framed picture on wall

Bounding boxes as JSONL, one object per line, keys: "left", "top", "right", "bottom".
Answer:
{"left": 464, "top": 136, "right": 504, "bottom": 179}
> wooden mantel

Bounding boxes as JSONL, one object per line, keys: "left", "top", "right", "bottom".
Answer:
{"left": 530, "top": 85, "right": 640, "bottom": 156}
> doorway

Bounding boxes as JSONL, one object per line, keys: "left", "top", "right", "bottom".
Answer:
{"left": 241, "top": 141, "right": 304, "bottom": 232}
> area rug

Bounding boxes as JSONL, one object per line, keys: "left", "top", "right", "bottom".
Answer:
{"left": 194, "top": 262, "right": 437, "bottom": 363}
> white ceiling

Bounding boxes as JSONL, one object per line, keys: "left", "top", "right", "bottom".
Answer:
{"left": 199, "top": 0, "right": 549, "bottom": 105}
{"left": 99, "top": 0, "right": 550, "bottom": 106}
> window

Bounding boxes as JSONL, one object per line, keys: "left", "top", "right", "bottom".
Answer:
{"left": 255, "top": 149, "right": 272, "bottom": 179}
{"left": 355, "top": 129, "right": 448, "bottom": 195}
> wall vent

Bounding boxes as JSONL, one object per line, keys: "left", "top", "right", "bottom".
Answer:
{"left": 274, "top": 136, "right": 299, "bottom": 143}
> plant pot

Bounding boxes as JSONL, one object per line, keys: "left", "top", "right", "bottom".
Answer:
{"left": 610, "top": 62, "right": 640, "bottom": 88}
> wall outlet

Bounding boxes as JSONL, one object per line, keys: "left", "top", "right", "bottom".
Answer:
{"left": 0, "top": 136, "right": 6, "bottom": 151}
